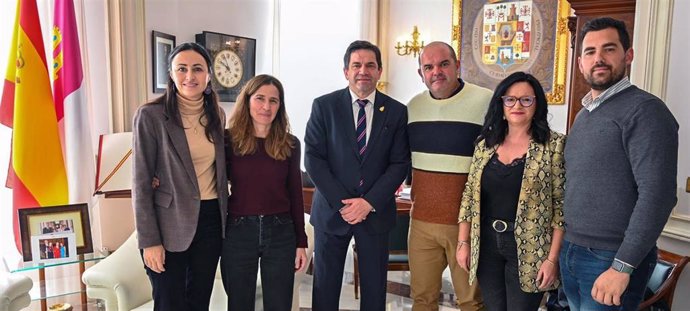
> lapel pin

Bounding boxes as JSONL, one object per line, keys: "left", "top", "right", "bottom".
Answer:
{"left": 379, "top": 106, "right": 385, "bottom": 112}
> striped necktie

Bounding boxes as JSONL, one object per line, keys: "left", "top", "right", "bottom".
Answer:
{"left": 355, "top": 99, "right": 368, "bottom": 157}
{"left": 356, "top": 99, "right": 368, "bottom": 190}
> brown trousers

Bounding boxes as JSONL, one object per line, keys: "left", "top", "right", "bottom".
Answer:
{"left": 408, "top": 219, "right": 484, "bottom": 311}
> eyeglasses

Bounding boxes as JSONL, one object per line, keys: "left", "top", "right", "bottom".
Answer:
{"left": 501, "top": 96, "right": 536, "bottom": 107}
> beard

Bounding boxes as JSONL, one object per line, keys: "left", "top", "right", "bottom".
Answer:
{"left": 585, "top": 63, "right": 627, "bottom": 91}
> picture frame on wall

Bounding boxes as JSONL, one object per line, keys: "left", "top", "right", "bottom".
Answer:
{"left": 451, "top": 0, "right": 570, "bottom": 104}
{"left": 18, "top": 203, "right": 93, "bottom": 262}
{"left": 196, "top": 31, "right": 256, "bottom": 102}
{"left": 152, "top": 30, "right": 176, "bottom": 93}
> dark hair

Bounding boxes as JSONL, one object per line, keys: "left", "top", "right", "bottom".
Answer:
{"left": 477, "top": 71, "right": 550, "bottom": 148}
{"left": 228, "top": 74, "right": 294, "bottom": 161}
{"left": 580, "top": 17, "right": 631, "bottom": 51}
{"left": 149, "top": 42, "right": 222, "bottom": 143}
{"left": 343, "top": 40, "right": 382, "bottom": 69}
{"left": 418, "top": 41, "right": 457, "bottom": 66}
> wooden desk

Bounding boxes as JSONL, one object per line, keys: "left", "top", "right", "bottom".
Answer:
{"left": 302, "top": 187, "right": 411, "bottom": 215}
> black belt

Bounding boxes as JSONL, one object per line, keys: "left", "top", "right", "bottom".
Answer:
{"left": 229, "top": 212, "right": 290, "bottom": 222}
{"left": 485, "top": 218, "right": 516, "bottom": 233}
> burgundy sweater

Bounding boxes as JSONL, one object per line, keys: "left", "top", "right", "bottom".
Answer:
{"left": 227, "top": 137, "right": 307, "bottom": 247}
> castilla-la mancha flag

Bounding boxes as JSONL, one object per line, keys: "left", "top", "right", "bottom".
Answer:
{"left": 0, "top": 0, "right": 68, "bottom": 252}
{"left": 53, "top": 0, "right": 95, "bottom": 206}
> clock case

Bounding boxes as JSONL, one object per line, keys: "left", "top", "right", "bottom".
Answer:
{"left": 195, "top": 31, "right": 256, "bottom": 102}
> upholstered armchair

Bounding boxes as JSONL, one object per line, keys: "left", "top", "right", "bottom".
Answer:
{"left": 0, "top": 272, "right": 32, "bottom": 311}
{"left": 83, "top": 214, "right": 314, "bottom": 311}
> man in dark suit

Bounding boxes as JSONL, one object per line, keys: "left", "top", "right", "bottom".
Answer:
{"left": 305, "top": 40, "right": 410, "bottom": 311}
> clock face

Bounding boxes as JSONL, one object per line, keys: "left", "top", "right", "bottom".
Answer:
{"left": 213, "top": 50, "right": 243, "bottom": 88}
{"left": 196, "top": 31, "right": 256, "bottom": 102}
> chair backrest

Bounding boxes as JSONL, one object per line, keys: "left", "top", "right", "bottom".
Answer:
{"left": 388, "top": 214, "right": 410, "bottom": 251}
{"left": 647, "top": 260, "right": 673, "bottom": 293}
{"left": 638, "top": 249, "right": 690, "bottom": 311}
{"left": 353, "top": 214, "right": 410, "bottom": 299}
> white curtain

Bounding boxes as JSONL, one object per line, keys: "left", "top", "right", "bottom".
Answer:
{"left": 360, "top": 0, "right": 379, "bottom": 43}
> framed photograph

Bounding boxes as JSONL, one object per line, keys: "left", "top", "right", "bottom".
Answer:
{"left": 451, "top": 0, "right": 570, "bottom": 104}
{"left": 196, "top": 31, "right": 256, "bottom": 102}
{"left": 38, "top": 219, "right": 74, "bottom": 234}
{"left": 30, "top": 233, "right": 77, "bottom": 263}
{"left": 152, "top": 30, "right": 176, "bottom": 93}
{"left": 18, "top": 203, "right": 93, "bottom": 262}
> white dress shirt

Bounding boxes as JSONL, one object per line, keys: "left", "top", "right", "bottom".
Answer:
{"left": 349, "top": 89, "right": 376, "bottom": 145}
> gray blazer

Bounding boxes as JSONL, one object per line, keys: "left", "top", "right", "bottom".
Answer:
{"left": 132, "top": 102, "right": 228, "bottom": 252}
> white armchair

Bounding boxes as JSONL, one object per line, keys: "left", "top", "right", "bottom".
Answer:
{"left": 82, "top": 214, "right": 314, "bottom": 311}
{"left": 0, "top": 272, "right": 32, "bottom": 311}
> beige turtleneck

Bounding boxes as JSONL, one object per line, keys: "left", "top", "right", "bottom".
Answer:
{"left": 177, "top": 94, "right": 217, "bottom": 200}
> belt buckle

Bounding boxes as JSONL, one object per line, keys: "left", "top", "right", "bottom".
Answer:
{"left": 492, "top": 220, "right": 508, "bottom": 233}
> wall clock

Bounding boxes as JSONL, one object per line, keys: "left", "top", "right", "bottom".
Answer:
{"left": 195, "top": 31, "right": 256, "bottom": 102}
{"left": 214, "top": 49, "right": 243, "bottom": 88}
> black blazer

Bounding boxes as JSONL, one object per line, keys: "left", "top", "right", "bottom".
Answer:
{"left": 304, "top": 88, "right": 410, "bottom": 235}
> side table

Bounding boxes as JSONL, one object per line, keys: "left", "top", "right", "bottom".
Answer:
{"left": 8, "top": 253, "right": 106, "bottom": 311}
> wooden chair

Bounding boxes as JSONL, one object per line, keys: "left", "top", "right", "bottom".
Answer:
{"left": 638, "top": 249, "right": 689, "bottom": 311}
{"left": 353, "top": 214, "right": 410, "bottom": 299}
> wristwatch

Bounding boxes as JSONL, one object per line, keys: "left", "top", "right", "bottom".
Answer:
{"left": 611, "top": 259, "right": 634, "bottom": 274}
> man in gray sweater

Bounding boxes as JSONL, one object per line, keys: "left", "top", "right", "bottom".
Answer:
{"left": 560, "top": 17, "right": 678, "bottom": 310}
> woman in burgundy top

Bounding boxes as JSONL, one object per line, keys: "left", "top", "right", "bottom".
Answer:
{"left": 221, "top": 74, "right": 307, "bottom": 311}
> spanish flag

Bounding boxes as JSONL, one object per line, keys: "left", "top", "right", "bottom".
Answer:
{"left": 0, "top": 0, "right": 68, "bottom": 252}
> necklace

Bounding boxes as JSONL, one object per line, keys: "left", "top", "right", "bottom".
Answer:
{"left": 181, "top": 115, "right": 200, "bottom": 134}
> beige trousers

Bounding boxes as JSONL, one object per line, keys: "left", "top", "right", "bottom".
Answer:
{"left": 408, "top": 219, "right": 484, "bottom": 311}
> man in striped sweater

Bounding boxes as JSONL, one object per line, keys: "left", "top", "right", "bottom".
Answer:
{"left": 407, "top": 41, "right": 491, "bottom": 311}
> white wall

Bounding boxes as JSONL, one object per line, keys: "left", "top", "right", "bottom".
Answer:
{"left": 82, "top": 1, "right": 110, "bottom": 138}
{"left": 144, "top": 0, "right": 274, "bottom": 113}
{"left": 664, "top": 0, "right": 690, "bottom": 223}
{"left": 658, "top": 0, "right": 690, "bottom": 309}
{"left": 141, "top": 0, "right": 572, "bottom": 157}
{"left": 386, "top": 0, "right": 450, "bottom": 105}
{"left": 141, "top": 0, "right": 366, "bottom": 167}
{"left": 278, "top": 0, "right": 363, "bottom": 147}
{"left": 548, "top": 92, "right": 569, "bottom": 134}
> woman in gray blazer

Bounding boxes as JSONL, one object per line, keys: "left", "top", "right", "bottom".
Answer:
{"left": 132, "top": 42, "right": 228, "bottom": 311}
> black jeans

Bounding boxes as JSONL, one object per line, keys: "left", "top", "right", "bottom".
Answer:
{"left": 142, "top": 199, "right": 222, "bottom": 311}
{"left": 221, "top": 213, "right": 296, "bottom": 311}
{"left": 477, "top": 225, "right": 544, "bottom": 311}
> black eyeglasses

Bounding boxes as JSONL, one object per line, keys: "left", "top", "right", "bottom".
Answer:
{"left": 501, "top": 96, "right": 536, "bottom": 107}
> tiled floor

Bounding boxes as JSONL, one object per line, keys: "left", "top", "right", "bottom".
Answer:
{"left": 295, "top": 273, "right": 461, "bottom": 311}
{"left": 292, "top": 240, "right": 462, "bottom": 310}
{"left": 23, "top": 240, "right": 460, "bottom": 311}
{"left": 23, "top": 238, "right": 546, "bottom": 310}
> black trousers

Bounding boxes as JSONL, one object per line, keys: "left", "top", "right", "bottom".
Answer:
{"left": 142, "top": 199, "right": 222, "bottom": 311}
{"left": 221, "top": 213, "right": 296, "bottom": 311}
{"left": 476, "top": 225, "right": 544, "bottom": 311}
{"left": 312, "top": 225, "right": 389, "bottom": 311}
